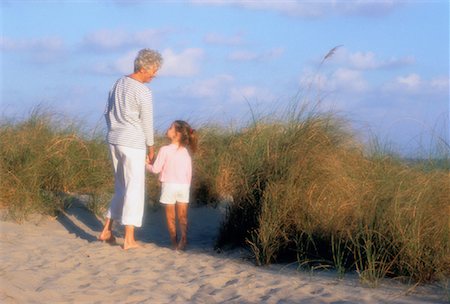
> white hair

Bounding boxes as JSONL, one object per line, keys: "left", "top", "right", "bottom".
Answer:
{"left": 134, "top": 49, "right": 163, "bottom": 72}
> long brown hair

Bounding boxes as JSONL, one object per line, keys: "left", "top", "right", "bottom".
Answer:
{"left": 173, "top": 120, "right": 198, "bottom": 154}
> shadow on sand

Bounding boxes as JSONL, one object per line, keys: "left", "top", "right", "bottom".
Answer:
{"left": 57, "top": 197, "right": 104, "bottom": 243}
{"left": 57, "top": 196, "right": 225, "bottom": 252}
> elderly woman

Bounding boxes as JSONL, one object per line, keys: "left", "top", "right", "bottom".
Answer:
{"left": 99, "top": 49, "right": 163, "bottom": 250}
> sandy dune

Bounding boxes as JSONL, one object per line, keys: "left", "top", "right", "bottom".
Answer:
{"left": 0, "top": 198, "right": 447, "bottom": 303}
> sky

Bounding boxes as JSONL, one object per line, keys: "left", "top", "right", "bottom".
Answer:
{"left": 1, "top": 0, "right": 449, "bottom": 156}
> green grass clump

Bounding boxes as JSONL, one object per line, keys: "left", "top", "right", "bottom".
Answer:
{"left": 0, "top": 109, "right": 112, "bottom": 221}
{"left": 212, "top": 104, "right": 449, "bottom": 284}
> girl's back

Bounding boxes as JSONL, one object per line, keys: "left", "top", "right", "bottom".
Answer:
{"left": 149, "top": 143, "right": 192, "bottom": 185}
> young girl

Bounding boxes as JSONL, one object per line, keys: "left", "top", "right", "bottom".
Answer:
{"left": 146, "top": 120, "right": 197, "bottom": 250}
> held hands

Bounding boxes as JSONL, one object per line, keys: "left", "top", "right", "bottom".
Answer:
{"left": 147, "top": 146, "right": 155, "bottom": 163}
{"left": 146, "top": 146, "right": 154, "bottom": 172}
{"left": 145, "top": 155, "right": 153, "bottom": 172}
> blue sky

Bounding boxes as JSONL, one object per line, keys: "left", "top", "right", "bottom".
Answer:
{"left": 1, "top": 0, "right": 449, "bottom": 156}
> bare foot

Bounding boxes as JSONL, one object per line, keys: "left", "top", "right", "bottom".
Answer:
{"left": 123, "top": 241, "right": 141, "bottom": 250}
{"left": 177, "top": 239, "right": 187, "bottom": 251}
{"left": 168, "top": 235, "right": 178, "bottom": 250}
{"left": 98, "top": 231, "right": 116, "bottom": 244}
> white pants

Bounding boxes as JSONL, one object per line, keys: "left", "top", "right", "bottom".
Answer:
{"left": 106, "top": 144, "right": 146, "bottom": 227}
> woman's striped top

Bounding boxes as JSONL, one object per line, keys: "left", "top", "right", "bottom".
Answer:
{"left": 104, "top": 76, "right": 154, "bottom": 150}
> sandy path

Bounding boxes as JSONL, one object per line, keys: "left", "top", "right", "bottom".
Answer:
{"left": 0, "top": 199, "right": 447, "bottom": 303}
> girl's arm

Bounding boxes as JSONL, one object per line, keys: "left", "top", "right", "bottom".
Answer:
{"left": 147, "top": 146, "right": 166, "bottom": 174}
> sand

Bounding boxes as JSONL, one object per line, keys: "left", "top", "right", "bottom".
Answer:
{"left": 0, "top": 198, "right": 447, "bottom": 304}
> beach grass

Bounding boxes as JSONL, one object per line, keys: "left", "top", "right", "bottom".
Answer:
{"left": 0, "top": 108, "right": 113, "bottom": 221}
{"left": 211, "top": 103, "right": 449, "bottom": 285}
{"left": 1, "top": 104, "right": 448, "bottom": 285}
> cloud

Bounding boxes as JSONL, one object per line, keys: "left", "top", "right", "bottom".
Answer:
{"left": 180, "top": 74, "right": 234, "bottom": 99}
{"left": 396, "top": 73, "right": 421, "bottom": 88}
{"left": 190, "top": 0, "right": 401, "bottom": 18}
{"left": 115, "top": 50, "right": 138, "bottom": 74}
{"left": 82, "top": 28, "right": 167, "bottom": 51}
{"left": 204, "top": 32, "right": 244, "bottom": 46}
{"left": 229, "top": 84, "right": 275, "bottom": 105}
{"left": 228, "top": 50, "right": 258, "bottom": 61}
{"left": 430, "top": 76, "right": 450, "bottom": 91}
{"left": 332, "top": 68, "right": 369, "bottom": 92}
{"left": 1, "top": 36, "right": 64, "bottom": 51}
{"left": 303, "top": 69, "right": 448, "bottom": 110}
{"left": 229, "top": 85, "right": 271, "bottom": 104}
{"left": 381, "top": 73, "right": 423, "bottom": 94}
{"left": 330, "top": 48, "right": 415, "bottom": 70}
{"left": 351, "top": 52, "right": 414, "bottom": 70}
{"left": 228, "top": 47, "right": 284, "bottom": 62}
{"left": 296, "top": 67, "right": 448, "bottom": 156}
{"left": 300, "top": 68, "right": 369, "bottom": 95}
{"left": 88, "top": 47, "right": 204, "bottom": 77}
{"left": 159, "top": 48, "right": 205, "bottom": 77}
{"left": 178, "top": 74, "right": 275, "bottom": 105}
{"left": 0, "top": 36, "right": 66, "bottom": 63}
{"left": 383, "top": 74, "right": 449, "bottom": 96}
{"left": 87, "top": 49, "right": 137, "bottom": 75}
{"left": 332, "top": 1, "right": 402, "bottom": 17}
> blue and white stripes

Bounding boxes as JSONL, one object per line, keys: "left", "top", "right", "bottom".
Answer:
{"left": 105, "top": 76, "right": 154, "bottom": 150}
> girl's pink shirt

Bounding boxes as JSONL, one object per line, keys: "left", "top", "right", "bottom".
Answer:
{"left": 147, "top": 143, "right": 192, "bottom": 185}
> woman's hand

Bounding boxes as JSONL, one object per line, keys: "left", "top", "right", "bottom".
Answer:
{"left": 147, "top": 146, "right": 155, "bottom": 164}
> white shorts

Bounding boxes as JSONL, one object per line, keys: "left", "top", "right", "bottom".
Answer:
{"left": 160, "top": 183, "right": 190, "bottom": 204}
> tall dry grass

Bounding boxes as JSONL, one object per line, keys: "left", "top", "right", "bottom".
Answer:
{"left": 0, "top": 108, "right": 112, "bottom": 221}
{"left": 212, "top": 104, "right": 449, "bottom": 284}
{"left": 191, "top": 125, "right": 238, "bottom": 206}
{"left": 1, "top": 104, "right": 448, "bottom": 285}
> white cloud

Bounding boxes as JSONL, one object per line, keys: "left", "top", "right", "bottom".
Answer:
{"left": 89, "top": 48, "right": 204, "bottom": 77}
{"left": 300, "top": 68, "right": 369, "bottom": 95}
{"left": 115, "top": 50, "right": 139, "bottom": 74}
{"left": 332, "top": 68, "right": 369, "bottom": 93}
{"left": 83, "top": 30, "right": 128, "bottom": 50}
{"left": 235, "top": 86, "right": 274, "bottom": 104}
{"left": 190, "top": 0, "right": 322, "bottom": 17}
{"left": 383, "top": 74, "right": 450, "bottom": 96}
{"left": 331, "top": 48, "right": 415, "bottom": 70}
{"left": 204, "top": 32, "right": 244, "bottom": 45}
{"left": 179, "top": 74, "right": 275, "bottom": 105}
{"left": 159, "top": 48, "right": 205, "bottom": 77}
{"left": 230, "top": 86, "right": 258, "bottom": 100}
{"left": 190, "top": 0, "right": 401, "bottom": 18}
{"left": 82, "top": 29, "right": 167, "bottom": 51}
{"left": 380, "top": 73, "right": 422, "bottom": 95}
{"left": 183, "top": 74, "right": 234, "bottom": 99}
{"left": 0, "top": 36, "right": 66, "bottom": 63}
{"left": 87, "top": 49, "right": 137, "bottom": 75}
{"left": 348, "top": 51, "right": 378, "bottom": 69}
{"left": 228, "top": 47, "right": 284, "bottom": 62}
{"left": 88, "top": 47, "right": 205, "bottom": 77}
{"left": 430, "top": 76, "right": 450, "bottom": 91}
{"left": 396, "top": 73, "right": 421, "bottom": 89}
{"left": 0, "top": 36, "right": 65, "bottom": 52}
{"left": 265, "top": 47, "right": 284, "bottom": 59}
{"left": 335, "top": 1, "right": 401, "bottom": 17}
{"left": 228, "top": 50, "right": 258, "bottom": 61}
